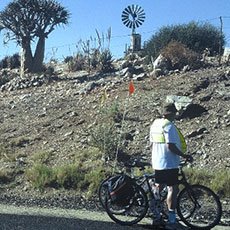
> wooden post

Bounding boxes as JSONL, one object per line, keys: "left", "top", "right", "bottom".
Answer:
{"left": 20, "top": 48, "right": 25, "bottom": 78}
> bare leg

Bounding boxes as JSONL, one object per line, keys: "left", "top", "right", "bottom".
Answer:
{"left": 166, "top": 185, "right": 179, "bottom": 210}
{"left": 166, "top": 185, "right": 179, "bottom": 224}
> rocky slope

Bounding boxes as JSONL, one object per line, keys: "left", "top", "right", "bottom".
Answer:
{"left": 0, "top": 60, "right": 229, "bottom": 205}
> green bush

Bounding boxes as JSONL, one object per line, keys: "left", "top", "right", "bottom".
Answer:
{"left": 98, "top": 49, "right": 114, "bottom": 73}
{"left": 55, "top": 163, "right": 84, "bottom": 189}
{"left": 89, "top": 103, "right": 125, "bottom": 161}
{"left": 26, "top": 148, "right": 106, "bottom": 193}
{"left": 66, "top": 53, "right": 85, "bottom": 72}
{"left": 26, "top": 163, "right": 55, "bottom": 190}
{"left": 184, "top": 167, "right": 230, "bottom": 197}
{"left": 84, "top": 166, "right": 107, "bottom": 198}
{"left": 161, "top": 41, "right": 202, "bottom": 70}
{"left": 0, "top": 53, "right": 20, "bottom": 69}
{"left": 143, "top": 21, "right": 225, "bottom": 60}
{"left": 0, "top": 169, "right": 14, "bottom": 184}
{"left": 210, "top": 170, "right": 230, "bottom": 197}
{"left": 25, "top": 158, "right": 230, "bottom": 199}
{"left": 31, "top": 151, "right": 51, "bottom": 164}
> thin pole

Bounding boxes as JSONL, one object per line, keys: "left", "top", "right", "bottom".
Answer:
{"left": 218, "top": 16, "right": 223, "bottom": 65}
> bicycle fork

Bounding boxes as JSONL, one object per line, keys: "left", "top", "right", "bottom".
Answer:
{"left": 185, "top": 184, "right": 201, "bottom": 209}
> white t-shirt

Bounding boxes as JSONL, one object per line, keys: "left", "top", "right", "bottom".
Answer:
{"left": 150, "top": 120, "right": 181, "bottom": 170}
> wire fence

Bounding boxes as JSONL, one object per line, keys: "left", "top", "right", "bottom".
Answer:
{"left": 1, "top": 16, "right": 230, "bottom": 62}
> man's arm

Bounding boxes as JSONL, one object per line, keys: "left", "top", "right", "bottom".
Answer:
{"left": 167, "top": 143, "right": 191, "bottom": 159}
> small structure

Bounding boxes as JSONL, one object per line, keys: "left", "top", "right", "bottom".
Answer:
{"left": 222, "top": 47, "right": 230, "bottom": 64}
{"left": 121, "top": 5, "right": 145, "bottom": 53}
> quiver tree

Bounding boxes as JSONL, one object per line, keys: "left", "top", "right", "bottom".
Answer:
{"left": 0, "top": 0, "right": 69, "bottom": 73}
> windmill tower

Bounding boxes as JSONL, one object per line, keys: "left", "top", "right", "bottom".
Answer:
{"left": 121, "top": 5, "right": 145, "bottom": 53}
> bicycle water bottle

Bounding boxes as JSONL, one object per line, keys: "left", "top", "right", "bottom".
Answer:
{"left": 160, "top": 186, "right": 168, "bottom": 200}
{"left": 151, "top": 180, "right": 160, "bottom": 200}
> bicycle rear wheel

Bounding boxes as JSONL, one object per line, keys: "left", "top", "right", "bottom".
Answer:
{"left": 98, "top": 176, "right": 111, "bottom": 209}
{"left": 177, "top": 184, "right": 222, "bottom": 229}
{"left": 105, "top": 184, "right": 148, "bottom": 226}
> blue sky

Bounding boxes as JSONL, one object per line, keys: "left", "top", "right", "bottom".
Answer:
{"left": 1, "top": 0, "right": 230, "bottom": 61}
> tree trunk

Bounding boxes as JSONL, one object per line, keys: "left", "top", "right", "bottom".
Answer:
{"left": 32, "top": 36, "right": 45, "bottom": 73}
{"left": 21, "top": 38, "right": 33, "bottom": 72}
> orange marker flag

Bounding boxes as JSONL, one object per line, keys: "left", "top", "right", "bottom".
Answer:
{"left": 129, "top": 80, "right": 135, "bottom": 95}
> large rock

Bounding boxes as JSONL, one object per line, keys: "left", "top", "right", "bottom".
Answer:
{"left": 152, "top": 54, "right": 170, "bottom": 73}
{"left": 166, "top": 95, "right": 193, "bottom": 111}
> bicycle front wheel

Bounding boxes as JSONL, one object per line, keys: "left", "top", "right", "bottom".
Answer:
{"left": 105, "top": 184, "right": 148, "bottom": 226}
{"left": 177, "top": 184, "right": 222, "bottom": 229}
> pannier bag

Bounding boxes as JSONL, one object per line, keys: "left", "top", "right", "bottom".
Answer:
{"left": 108, "top": 175, "right": 135, "bottom": 205}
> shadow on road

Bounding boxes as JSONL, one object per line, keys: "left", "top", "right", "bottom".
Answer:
{"left": 0, "top": 213, "right": 192, "bottom": 230}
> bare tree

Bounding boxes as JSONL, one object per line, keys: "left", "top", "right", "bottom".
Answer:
{"left": 0, "top": 0, "right": 70, "bottom": 73}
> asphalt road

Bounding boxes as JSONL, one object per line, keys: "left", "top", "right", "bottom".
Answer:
{"left": 0, "top": 204, "right": 229, "bottom": 230}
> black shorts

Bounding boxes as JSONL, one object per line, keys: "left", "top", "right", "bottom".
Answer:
{"left": 155, "top": 168, "right": 179, "bottom": 186}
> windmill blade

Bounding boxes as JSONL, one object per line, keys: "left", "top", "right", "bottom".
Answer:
{"left": 137, "top": 18, "right": 145, "bottom": 25}
{"left": 127, "top": 5, "right": 133, "bottom": 15}
{"left": 138, "top": 15, "right": 145, "bottom": 21}
{"left": 134, "top": 5, "right": 142, "bottom": 14}
{"left": 127, "top": 21, "right": 133, "bottom": 29}
{"left": 121, "top": 5, "right": 145, "bottom": 30}
{"left": 121, "top": 17, "right": 129, "bottom": 23}
{"left": 131, "top": 4, "right": 136, "bottom": 12}
{"left": 136, "top": 7, "right": 144, "bottom": 15}
{"left": 123, "top": 19, "right": 129, "bottom": 26}
{"left": 138, "top": 12, "right": 145, "bottom": 17}
{"left": 134, "top": 21, "right": 141, "bottom": 28}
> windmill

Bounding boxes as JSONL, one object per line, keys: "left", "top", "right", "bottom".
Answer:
{"left": 122, "top": 5, "right": 145, "bottom": 52}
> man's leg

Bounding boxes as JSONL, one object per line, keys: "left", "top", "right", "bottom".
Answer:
{"left": 167, "top": 184, "right": 179, "bottom": 209}
{"left": 167, "top": 184, "right": 179, "bottom": 223}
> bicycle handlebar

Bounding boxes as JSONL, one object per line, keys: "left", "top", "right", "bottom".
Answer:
{"left": 123, "top": 159, "right": 151, "bottom": 170}
{"left": 119, "top": 152, "right": 194, "bottom": 171}
{"left": 179, "top": 156, "right": 194, "bottom": 167}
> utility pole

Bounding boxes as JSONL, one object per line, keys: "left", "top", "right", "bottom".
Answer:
{"left": 218, "top": 16, "right": 223, "bottom": 65}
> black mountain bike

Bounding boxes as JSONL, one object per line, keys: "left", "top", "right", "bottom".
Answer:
{"left": 99, "top": 159, "right": 222, "bottom": 229}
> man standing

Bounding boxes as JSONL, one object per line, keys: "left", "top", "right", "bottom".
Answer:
{"left": 150, "top": 103, "right": 192, "bottom": 228}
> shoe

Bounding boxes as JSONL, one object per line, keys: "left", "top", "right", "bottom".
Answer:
{"left": 168, "top": 210, "right": 176, "bottom": 223}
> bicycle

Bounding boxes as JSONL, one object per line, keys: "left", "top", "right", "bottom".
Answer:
{"left": 98, "top": 158, "right": 151, "bottom": 210}
{"left": 99, "top": 158, "right": 222, "bottom": 229}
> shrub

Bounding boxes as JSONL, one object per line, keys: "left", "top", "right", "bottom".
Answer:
{"left": 0, "top": 169, "right": 14, "bottom": 184}
{"left": 31, "top": 151, "right": 51, "bottom": 164}
{"left": 98, "top": 49, "right": 114, "bottom": 73}
{"left": 66, "top": 53, "right": 85, "bottom": 72}
{"left": 64, "top": 56, "right": 74, "bottom": 64}
{"left": 161, "top": 41, "right": 202, "bottom": 70}
{"left": 143, "top": 21, "right": 225, "bottom": 60}
{"left": 84, "top": 166, "right": 107, "bottom": 198}
{"left": 55, "top": 163, "right": 84, "bottom": 189}
{"left": 89, "top": 123, "right": 120, "bottom": 161}
{"left": 0, "top": 143, "right": 17, "bottom": 162}
{"left": 26, "top": 163, "right": 55, "bottom": 190}
{"left": 88, "top": 102, "right": 125, "bottom": 161}
{"left": 184, "top": 167, "right": 230, "bottom": 198}
{"left": 0, "top": 53, "right": 20, "bottom": 69}
{"left": 210, "top": 169, "right": 230, "bottom": 197}
{"left": 25, "top": 147, "right": 104, "bottom": 192}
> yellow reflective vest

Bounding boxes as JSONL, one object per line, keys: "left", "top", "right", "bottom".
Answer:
{"left": 150, "top": 118, "right": 187, "bottom": 153}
